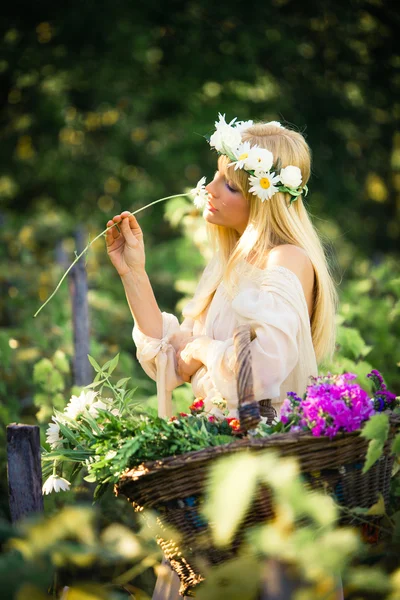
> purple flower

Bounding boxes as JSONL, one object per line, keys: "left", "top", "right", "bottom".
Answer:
{"left": 283, "top": 373, "right": 376, "bottom": 439}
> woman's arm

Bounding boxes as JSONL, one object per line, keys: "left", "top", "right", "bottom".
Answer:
{"left": 121, "top": 270, "right": 163, "bottom": 339}
{"left": 106, "top": 212, "right": 163, "bottom": 338}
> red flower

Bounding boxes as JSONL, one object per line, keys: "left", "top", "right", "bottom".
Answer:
{"left": 179, "top": 412, "right": 189, "bottom": 418}
{"left": 168, "top": 416, "right": 178, "bottom": 422}
{"left": 226, "top": 417, "right": 241, "bottom": 433}
{"left": 208, "top": 415, "right": 216, "bottom": 423}
{"left": 189, "top": 398, "right": 205, "bottom": 414}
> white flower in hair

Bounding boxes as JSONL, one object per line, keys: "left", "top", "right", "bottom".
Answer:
{"left": 280, "top": 165, "right": 302, "bottom": 188}
{"left": 245, "top": 147, "right": 274, "bottom": 173}
{"left": 249, "top": 171, "right": 280, "bottom": 201}
{"left": 233, "top": 142, "right": 255, "bottom": 170}
{"left": 42, "top": 474, "right": 71, "bottom": 495}
{"left": 190, "top": 176, "right": 208, "bottom": 209}
{"left": 267, "top": 121, "right": 283, "bottom": 128}
{"left": 235, "top": 119, "right": 253, "bottom": 132}
{"left": 209, "top": 113, "right": 242, "bottom": 153}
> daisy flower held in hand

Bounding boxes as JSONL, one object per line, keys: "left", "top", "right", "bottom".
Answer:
{"left": 190, "top": 176, "right": 208, "bottom": 209}
{"left": 248, "top": 171, "right": 281, "bottom": 201}
{"left": 42, "top": 474, "right": 71, "bottom": 495}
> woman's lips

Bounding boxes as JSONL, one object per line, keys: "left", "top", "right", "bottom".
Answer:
{"left": 206, "top": 200, "right": 218, "bottom": 213}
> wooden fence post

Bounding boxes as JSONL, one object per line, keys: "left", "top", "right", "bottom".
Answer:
{"left": 7, "top": 424, "right": 44, "bottom": 522}
{"left": 69, "top": 226, "right": 92, "bottom": 386}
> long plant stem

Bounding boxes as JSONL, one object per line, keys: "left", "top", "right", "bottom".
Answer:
{"left": 34, "top": 194, "right": 188, "bottom": 317}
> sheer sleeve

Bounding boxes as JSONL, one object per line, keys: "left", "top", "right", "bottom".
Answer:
{"left": 204, "top": 278, "right": 301, "bottom": 406}
{"left": 132, "top": 313, "right": 193, "bottom": 395}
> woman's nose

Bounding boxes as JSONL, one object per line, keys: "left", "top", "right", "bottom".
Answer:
{"left": 206, "top": 180, "right": 216, "bottom": 196}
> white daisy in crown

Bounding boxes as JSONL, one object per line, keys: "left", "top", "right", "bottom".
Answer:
{"left": 249, "top": 171, "right": 281, "bottom": 202}
{"left": 205, "top": 113, "right": 307, "bottom": 204}
{"left": 233, "top": 142, "right": 254, "bottom": 170}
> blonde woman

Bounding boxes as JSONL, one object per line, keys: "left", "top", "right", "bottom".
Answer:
{"left": 105, "top": 117, "right": 341, "bottom": 599}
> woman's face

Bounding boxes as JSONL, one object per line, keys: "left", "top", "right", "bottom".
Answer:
{"left": 204, "top": 166, "right": 250, "bottom": 235}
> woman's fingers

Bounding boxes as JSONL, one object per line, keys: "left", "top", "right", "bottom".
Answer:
{"left": 120, "top": 216, "right": 138, "bottom": 245}
{"left": 105, "top": 220, "right": 121, "bottom": 243}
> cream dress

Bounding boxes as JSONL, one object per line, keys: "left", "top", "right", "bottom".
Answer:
{"left": 133, "top": 256, "right": 318, "bottom": 420}
{"left": 132, "top": 256, "right": 322, "bottom": 599}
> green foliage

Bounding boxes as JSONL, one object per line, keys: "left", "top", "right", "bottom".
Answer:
{"left": 361, "top": 413, "right": 390, "bottom": 473}
{"left": 0, "top": 506, "right": 159, "bottom": 599}
{"left": 33, "top": 352, "right": 70, "bottom": 422}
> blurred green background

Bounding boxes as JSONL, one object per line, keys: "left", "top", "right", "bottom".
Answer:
{"left": 1, "top": 0, "right": 399, "bottom": 521}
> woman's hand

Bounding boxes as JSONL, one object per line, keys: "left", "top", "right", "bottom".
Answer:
{"left": 105, "top": 211, "right": 146, "bottom": 277}
{"left": 176, "top": 336, "right": 212, "bottom": 383}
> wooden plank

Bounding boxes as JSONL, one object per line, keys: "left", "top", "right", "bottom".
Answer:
{"left": 7, "top": 424, "right": 44, "bottom": 522}
{"left": 69, "top": 226, "right": 92, "bottom": 386}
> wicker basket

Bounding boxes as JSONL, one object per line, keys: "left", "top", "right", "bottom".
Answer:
{"left": 116, "top": 325, "right": 399, "bottom": 596}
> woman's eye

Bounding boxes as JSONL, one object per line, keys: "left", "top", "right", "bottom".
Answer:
{"left": 226, "top": 182, "right": 237, "bottom": 193}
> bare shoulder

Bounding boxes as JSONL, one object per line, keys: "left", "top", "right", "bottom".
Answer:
{"left": 266, "top": 245, "right": 315, "bottom": 314}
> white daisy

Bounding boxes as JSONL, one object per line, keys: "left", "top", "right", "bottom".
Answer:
{"left": 88, "top": 399, "right": 108, "bottom": 418}
{"left": 279, "top": 165, "right": 302, "bottom": 188}
{"left": 64, "top": 390, "right": 99, "bottom": 420}
{"left": 190, "top": 176, "right": 208, "bottom": 209}
{"left": 248, "top": 171, "right": 281, "bottom": 201}
{"left": 45, "top": 417, "right": 63, "bottom": 449}
{"left": 245, "top": 148, "right": 274, "bottom": 173}
{"left": 233, "top": 142, "right": 256, "bottom": 170}
{"left": 42, "top": 474, "right": 71, "bottom": 495}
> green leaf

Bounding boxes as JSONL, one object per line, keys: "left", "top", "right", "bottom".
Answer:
{"left": 391, "top": 433, "right": 400, "bottom": 455}
{"left": 116, "top": 377, "right": 131, "bottom": 388}
{"left": 366, "top": 493, "right": 386, "bottom": 516}
{"left": 87, "top": 355, "right": 102, "bottom": 373}
{"left": 362, "top": 439, "right": 384, "bottom": 474}
{"left": 203, "top": 453, "right": 259, "bottom": 547}
{"left": 85, "top": 378, "right": 107, "bottom": 389}
{"left": 361, "top": 413, "right": 389, "bottom": 443}
{"left": 107, "top": 353, "right": 119, "bottom": 375}
{"left": 336, "top": 326, "right": 370, "bottom": 359}
{"left": 83, "top": 473, "right": 97, "bottom": 483}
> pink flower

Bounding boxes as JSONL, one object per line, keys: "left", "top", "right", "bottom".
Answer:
{"left": 208, "top": 416, "right": 216, "bottom": 423}
{"left": 283, "top": 373, "right": 375, "bottom": 438}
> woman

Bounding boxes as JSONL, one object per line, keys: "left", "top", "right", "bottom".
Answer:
{"left": 105, "top": 116, "right": 340, "bottom": 598}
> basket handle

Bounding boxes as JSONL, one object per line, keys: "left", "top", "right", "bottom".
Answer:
{"left": 233, "top": 323, "right": 277, "bottom": 434}
{"left": 233, "top": 324, "right": 261, "bottom": 433}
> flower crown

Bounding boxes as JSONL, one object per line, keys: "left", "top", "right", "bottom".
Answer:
{"left": 191, "top": 113, "right": 308, "bottom": 208}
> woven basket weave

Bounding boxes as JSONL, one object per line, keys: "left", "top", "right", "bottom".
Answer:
{"left": 116, "top": 324, "right": 399, "bottom": 596}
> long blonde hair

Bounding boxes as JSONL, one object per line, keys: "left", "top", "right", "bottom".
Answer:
{"left": 206, "top": 122, "right": 338, "bottom": 364}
